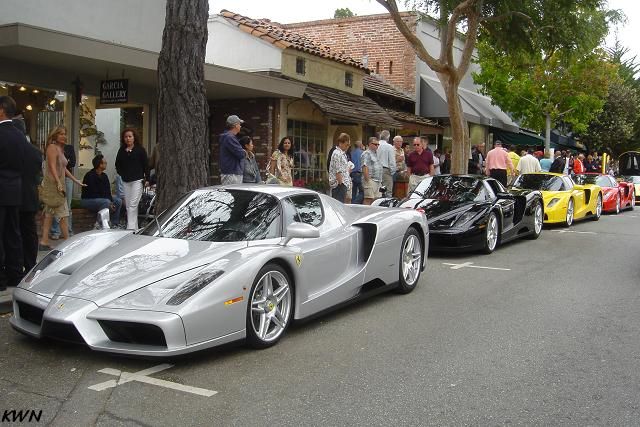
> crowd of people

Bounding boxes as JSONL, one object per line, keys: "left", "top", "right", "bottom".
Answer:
{"left": 470, "top": 140, "right": 607, "bottom": 186}
{"left": 0, "top": 95, "right": 152, "bottom": 292}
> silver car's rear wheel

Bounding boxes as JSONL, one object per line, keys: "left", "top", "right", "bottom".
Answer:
{"left": 396, "top": 228, "right": 422, "bottom": 294}
{"left": 246, "top": 265, "right": 292, "bottom": 348}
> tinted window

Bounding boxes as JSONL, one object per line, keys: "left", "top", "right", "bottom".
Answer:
{"left": 422, "top": 176, "right": 483, "bottom": 202}
{"left": 283, "top": 195, "right": 323, "bottom": 227}
{"left": 139, "top": 190, "right": 280, "bottom": 241}
{"left": 574, "top": 174, "right": 612, "bottom": 187}
{"left": 486, "top": 179, "right": 506, "bottom": 195}
{"left": 512, "top": 174, "right": 565, "bottom": 191}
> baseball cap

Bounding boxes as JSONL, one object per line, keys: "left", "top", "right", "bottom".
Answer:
{"left": 226, "top": 115, "right": 244, "bottom": 126}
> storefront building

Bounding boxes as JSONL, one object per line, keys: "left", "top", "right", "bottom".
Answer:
{"left": 1, "top": 1, "right": 305, "bottom": 191}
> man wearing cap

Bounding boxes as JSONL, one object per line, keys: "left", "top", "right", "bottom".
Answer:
{"left": 484, "top": 140, "right": 514, "bottom": 186}
{"left": 219, "top": 115, "right": 246, "bottom": 184}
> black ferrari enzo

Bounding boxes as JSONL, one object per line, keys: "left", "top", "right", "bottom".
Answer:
{"left": 374, "top": 175, "right": 544, "bottom": 253}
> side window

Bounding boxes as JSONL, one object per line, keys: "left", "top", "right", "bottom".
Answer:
{"left": 285, "top": 195, "right": 323, "bottom": 227}
{"left": 562, "top": 177, "right": 573, "bottom": 190}
{"left": 486, "top": 179, "right": 503, "bottom": 196}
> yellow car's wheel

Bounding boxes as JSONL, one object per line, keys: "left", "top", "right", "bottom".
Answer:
{"left": 591, "top": 193, "right": 602, "bottom": 221}
{"left": 564, "top": 199, "right": 574, "bottom": 227}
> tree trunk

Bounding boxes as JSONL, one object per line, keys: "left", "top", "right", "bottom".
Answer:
{"left": 545, "top": 113, "right": 551, "bottom": 155}
{"left": 440, "top": 74, "right": 470, "bottom": 174}
{"left": 156, "top": 0, "right": 210, "bottom": 213}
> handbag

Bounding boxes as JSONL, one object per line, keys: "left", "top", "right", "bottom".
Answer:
{"left": 39, "top": 175, "right": 66, "bottom": 208}
{"left": 265, "top": 153, "right": 280, "bottom": 185}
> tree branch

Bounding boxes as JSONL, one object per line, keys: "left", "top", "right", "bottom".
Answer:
{"left": 481, "top": 10, "right": 532, "bottom": 24}
{"left": 376, "top": 0, "right": 447, "bottom": 73}
{"left": 456, "top": 5, "right": 482, "bottom": 80}
{"left": 444, "top": 0, "right": 478, "bottom": 67}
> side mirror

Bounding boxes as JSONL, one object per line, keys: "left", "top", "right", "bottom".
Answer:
{"left": 97, "top": 208, "right": 110, "bottom": 229}
{"left": 282, "top": 222, "right": 319, "bottom": 245}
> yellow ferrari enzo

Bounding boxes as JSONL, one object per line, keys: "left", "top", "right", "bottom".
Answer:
{"left": 511, "top": 172, "right": 602, "bottom": 226}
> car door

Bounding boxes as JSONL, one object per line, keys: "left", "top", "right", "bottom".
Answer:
{"left": 565, "top": 176, "right": 587, "bottom": 217}
{"left": 486, "top": 180, "right": 516, "bottom": 233}
{"left": 282, "top": 194, "right": 360, "bottom": 318}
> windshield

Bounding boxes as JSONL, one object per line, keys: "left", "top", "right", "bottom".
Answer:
{"left": 410, "top": 176, "right": 434, "bottom": 197}
{"left": 629, "top": 176, "right": 640, "bottom": 184}
{"left": 419, "top": 176, "right": 484, "bottom": 202}
{"left": 139, "top": 189, "right": 281, "bottom": 241}
{"left": 512, "top": 174, "right": 565, "bottom": 191}
{"left": 574, "top": 174, "right": 611, "bottom": 187}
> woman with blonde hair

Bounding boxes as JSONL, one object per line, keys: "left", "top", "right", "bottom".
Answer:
{"left": 39, "top": 126, "right": 85, "bottom": 250}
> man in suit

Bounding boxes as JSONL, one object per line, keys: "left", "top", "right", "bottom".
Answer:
{"left": 15, "top": 115, "right": 43, "bottom": 273}
{"left": 0, "top": 96, "right": 26, "bottom": 291}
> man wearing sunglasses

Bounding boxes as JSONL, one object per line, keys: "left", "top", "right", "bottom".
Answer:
{"left": 406, "top": 137, "right": 434, "bottom": 193}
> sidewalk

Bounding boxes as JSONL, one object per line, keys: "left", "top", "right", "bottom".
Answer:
{"left": 0, "top": 248, "right": 52, "bottom": 314}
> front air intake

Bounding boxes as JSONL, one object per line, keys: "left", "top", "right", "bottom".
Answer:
{"left": 98, "top": 320, "right": 167, "bottom": 348}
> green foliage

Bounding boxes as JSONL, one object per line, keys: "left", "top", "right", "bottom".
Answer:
{"left": 334, "top": 8, "right": 355, "bottom": 18}
{"left": 581, "top": 80, "right": 640, "bottom": 155}
{"left": 475, "top": 41, "right": 617, "bottom": 134}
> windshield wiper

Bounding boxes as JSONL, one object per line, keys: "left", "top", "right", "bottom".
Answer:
{"left": 154, "top": 215, "right": 164, "bottom": 237}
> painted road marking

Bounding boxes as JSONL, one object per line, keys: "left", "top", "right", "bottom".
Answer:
{"left": 442, "top": 262, "right": 511, "bottom": 271}
{"left": 88, "top": 364, "right": 217, "bottom": 397}
{"left": 553, "top": 229, "right": 597, "bottom": 234}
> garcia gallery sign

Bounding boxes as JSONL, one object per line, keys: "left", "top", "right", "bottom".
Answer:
{"left": 100, "top": 79, "right": 129, "bottom": 104}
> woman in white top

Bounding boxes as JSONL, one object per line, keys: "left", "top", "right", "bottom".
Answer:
{"left": 433, "top": 149, "right": 441, "bottom": 175}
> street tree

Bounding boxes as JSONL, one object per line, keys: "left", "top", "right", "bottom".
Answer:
{"left": 376, "top": 0, "right": 613, "bottom": 173}
{"left": 581, "top": 80, "right": 640, "bottom": 155}
{"left": 474, "top": 43, "right": 617, "bottom": 152}
{"left": 334, "top": 8, "right": 355, "bottom": 18}
{"left": 156, "top": 0, "right": 210, "bottom": 212}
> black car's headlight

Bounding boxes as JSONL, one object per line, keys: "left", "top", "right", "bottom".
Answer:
{"left": 23, "top": 250, "right": 63, "bottom": 283}
{"left": 166, "top": 269, "right": 225, "bottom": 305}
{"left": 454, "top": 211, "right": 479, "bottom": 226}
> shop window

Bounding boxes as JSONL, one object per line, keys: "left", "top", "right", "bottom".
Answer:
{"left": 0, "top": 81, "right": 68, "bottom": 152}
{"left": 345, "top": 72, "right": 353, "bottom": 88}
{"left": 287, "top": 119, "right": 327, "bottom": 191}
{"left": 296, "top": 57, "right": 306, "bottom": 75}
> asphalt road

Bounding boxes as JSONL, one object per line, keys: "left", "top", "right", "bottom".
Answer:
{"left": 1, "top": 210, "right": 639, "bottom": 426}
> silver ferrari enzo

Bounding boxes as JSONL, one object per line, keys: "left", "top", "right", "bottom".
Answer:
{"left": 11, "top": 185, "right": 428, "bottom": 356}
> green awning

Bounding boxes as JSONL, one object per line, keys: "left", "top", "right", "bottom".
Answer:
{"left": 492, "top": 128, "right": 544, "bottom": 147}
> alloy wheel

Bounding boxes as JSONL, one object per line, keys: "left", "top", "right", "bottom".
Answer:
{"left": 486, "top": 214, "right": 498, "bottom": 252}
{"left": 566, "top": 199, "right": 574, "bottom": 226}
{"left": 250, "top": 270, "right": 292, "bottom": 343}
{"left": 534, "top": 203, "right": 543, "bottom": 235}
{"left": 402, "top": 234, "right": 422, "bottom": 286}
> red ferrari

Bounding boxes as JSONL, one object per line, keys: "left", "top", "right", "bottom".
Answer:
{"left": 575, "top": 173, "right": 635, "bottom": 214}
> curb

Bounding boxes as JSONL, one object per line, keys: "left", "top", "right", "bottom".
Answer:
{"left": 0, "top": 289, "right": 14, "bottom": 314}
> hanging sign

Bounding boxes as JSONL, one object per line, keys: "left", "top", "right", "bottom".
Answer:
{"left": 100, "top": 79, "right": 129, "bottom": 104}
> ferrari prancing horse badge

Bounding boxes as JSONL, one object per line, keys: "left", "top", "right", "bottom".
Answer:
{"left": 295, "top": 254, "right": 303, "bottom": 267}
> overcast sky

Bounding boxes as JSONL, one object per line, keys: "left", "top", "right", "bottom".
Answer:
{"left": 210, "top": 0, "right": 639, "bottom": 61}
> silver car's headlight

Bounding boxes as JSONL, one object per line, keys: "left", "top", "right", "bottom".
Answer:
{"left": 23, "top": 250, "right": 63, "bottom": 284}
{"left": 166, "top": 269, "right": 224, "bottom": 305}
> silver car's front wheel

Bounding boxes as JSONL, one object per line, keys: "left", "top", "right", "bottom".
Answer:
{"left": 246, "top": 265, "right": 292, "bottom": 348}
{"left": 396, "top": 228, "right": 422, "bottom": 294}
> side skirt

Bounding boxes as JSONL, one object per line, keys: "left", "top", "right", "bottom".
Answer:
{"left": 295, "top": 280, "right": 398, "bottom": 324}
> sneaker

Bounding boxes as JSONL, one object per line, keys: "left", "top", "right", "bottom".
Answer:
{"left": 49, "top": 234, "right": 60, "bottom": 240}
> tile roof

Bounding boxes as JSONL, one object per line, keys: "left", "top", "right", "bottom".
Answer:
{"left": 304, "top": 83, "right": 402, "bottom": 128}
{"left": 363, "top": 74, "right": 414, "bottom": 102}
{"left": 219, "top": 10, "right": 369, "bottom": 71}
{"left": 384, "top": 109, "right": 440, "bottom": 128}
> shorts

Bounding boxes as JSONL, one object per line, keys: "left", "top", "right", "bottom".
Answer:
{"left": 363, "top": 179, "right": 381, "bottom": 199}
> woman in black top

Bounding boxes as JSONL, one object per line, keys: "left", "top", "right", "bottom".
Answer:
{"left": 115, "top": 128, "right": 147, "bottom": 230}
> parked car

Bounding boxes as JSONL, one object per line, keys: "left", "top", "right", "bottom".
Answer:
{"left": 574, "top": 173, "right": 635, "bottom": 213}
{"left": 510, "top": 172, "right": 602, "bottom": 226}
{"left": 373, "top": 175, "right": 544, "bottom": 254}
{"left": 11, "top": 185, "right": 428, "bottom": 356}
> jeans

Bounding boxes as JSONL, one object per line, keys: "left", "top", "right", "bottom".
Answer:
{"left": 350, "top": 172, "right": 364, "bottom": 204}
{"left": 50, "top": 177, "right": 74, "bottom": 236}
{"left": 80, "top": 197, "right": 122, "bottom": 225}
{"left": 123, "top": 179, "right": 143, "bottom": 230}
{"left": 331, "top": 183, "right": 348, "bottom": 203}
